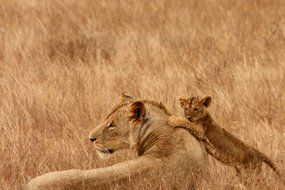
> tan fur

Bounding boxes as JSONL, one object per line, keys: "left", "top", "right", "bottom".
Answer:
{"left": 178, "top": 95, "right": 283, "bottom": 181}
{"left": 26, "top": 95, "right": 209, "bottom": 190}
{"left": 129, "top": 122, "right": 139, "bottom": 150}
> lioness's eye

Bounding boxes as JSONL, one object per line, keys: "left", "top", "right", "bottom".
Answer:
{"left": 193, "top": 108, "right": 198, "bottom": 112}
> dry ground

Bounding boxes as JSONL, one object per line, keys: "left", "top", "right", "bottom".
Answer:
{"left": 0, "top": 0, "right": 285, "bottom": 189}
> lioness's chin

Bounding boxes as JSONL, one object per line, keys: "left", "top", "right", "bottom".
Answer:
{"left": 97, "top": 151, "right": 111, "bottom": 159}
{"left": 96, "top": 149, "right": 115, "bottom": 159}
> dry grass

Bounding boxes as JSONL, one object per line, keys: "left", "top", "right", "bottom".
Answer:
{"left": 0, "top": 0, "right": 285, "bottom": 189}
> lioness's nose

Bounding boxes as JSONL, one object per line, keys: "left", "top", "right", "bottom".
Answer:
{"left": 89, "top": 137, "right": 96, "bottom": 142}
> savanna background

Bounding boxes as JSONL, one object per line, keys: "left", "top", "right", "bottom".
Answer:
{"left": 0, "top": 0, "right": 285, "bottom": 189}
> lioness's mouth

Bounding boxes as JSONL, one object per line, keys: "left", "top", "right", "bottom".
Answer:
{"left": 97, "top": 148, "right": 115, "bottom": 154}
{"left": 108, "top": 149, "right": 114, "bottom": 153}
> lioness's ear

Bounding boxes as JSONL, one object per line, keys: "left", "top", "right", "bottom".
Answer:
{"left": 120, "top": 93, "right": 134, "bottom": 104}
{"left": 179, "top": 97, "right": 189, "bottom": 107}
{"left": 128, "top": 101, "right": 146, "bottom": 122}
{"left": 201, "top": 96, "right": 212, "bottom": 108}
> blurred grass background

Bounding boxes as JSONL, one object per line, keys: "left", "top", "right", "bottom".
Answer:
{"left": 0, "top": 0, "right": 284, "bottom": 189}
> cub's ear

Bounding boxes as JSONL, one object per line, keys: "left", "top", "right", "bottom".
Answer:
{"left": 128, "top": 101, "right": 146, "bottom": 122}
{"left": 201, "top": 96, "right": 212, "bottom": 108}
{"left": 179, "top": 97, "right": 189, "bottom": 107}
{"left": 120, "top": 93, "right": 134, "bottom": 104}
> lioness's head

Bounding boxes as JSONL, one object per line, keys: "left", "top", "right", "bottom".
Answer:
{"left": 179, "top": 96, "right": 212, "bottom": 122}
{"left": 88, "top": 95, "right": 146, "bottom": 158}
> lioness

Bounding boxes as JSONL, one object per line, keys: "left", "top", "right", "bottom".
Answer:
{"left": 178, "top": 95, "right": 283, "bottom": 180}
{"left": 26, "top": 96, "right": 209, "bottom": 190}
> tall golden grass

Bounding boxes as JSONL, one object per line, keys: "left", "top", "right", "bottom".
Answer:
{"left": 0, "top": 0, "right": 284, "bottom": 189}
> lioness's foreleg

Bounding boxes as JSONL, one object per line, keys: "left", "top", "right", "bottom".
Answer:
{"left": 26, "top": 156, "right": 162, "bottom": 190}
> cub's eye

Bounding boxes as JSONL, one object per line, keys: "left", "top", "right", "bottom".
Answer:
{"left": 193, "top": 108, "right": 198, "bottom": 112}
{"left": 108, "top": 123, "right": 115, "bottom": 129}
{"left": 185, "top": 108, "right": 188, "bottom": 111}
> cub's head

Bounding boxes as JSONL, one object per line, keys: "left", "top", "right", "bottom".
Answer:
{"left": 179, "top": 95, "right": 212, "bottom": 122}
{"left": 88, "top": 95, "right": 146, "bottom": 158}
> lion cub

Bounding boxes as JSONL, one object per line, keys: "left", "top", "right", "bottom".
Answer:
{"left": 178, "top": 95, "right": 282, "bottom": 178}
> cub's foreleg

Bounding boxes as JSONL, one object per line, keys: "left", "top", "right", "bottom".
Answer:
{"left": 168, "top": 116, "right": 205, "bottom": 140}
